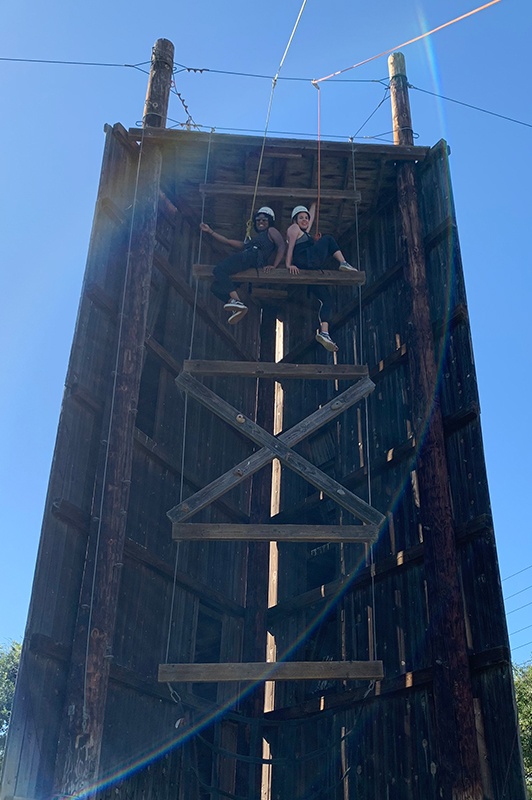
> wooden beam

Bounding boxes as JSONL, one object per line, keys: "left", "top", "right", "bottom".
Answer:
{"left": 183, "top": 360, "right": 368, "bottom": 380}
{"left": 158, "top": 660, "right": 384, "bottom": 683}
{"left": 199, "top": 183, "right": 362, "bottom": 202}
{"left": 172, "top": 523, "right": 379, "bottom": 543}
{"left": 193, "top": 264, "right": 366, "bottom": 286}
{"left": 167, "top": 376, "right": 376, "bottom": 522}
{"left": 175, "top": 372, "right": 385, "bottom": 526}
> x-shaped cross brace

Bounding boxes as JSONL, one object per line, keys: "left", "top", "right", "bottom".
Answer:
{"left": 167, "top": 372, "right": 385, "bottom": 528}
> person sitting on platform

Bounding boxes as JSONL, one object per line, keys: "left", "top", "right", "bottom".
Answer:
{"left": 200, "top": 207, "right": 286, "bottom": 325}
{"left": 284, "top": 202, "right": 358, "bottom": 352}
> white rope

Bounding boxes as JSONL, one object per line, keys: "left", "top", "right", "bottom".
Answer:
{"left": 83, "top": 126, "right": 148, "bottom": 726}
{"left": 165, "top": 130, "right": 213, "bottom": 665}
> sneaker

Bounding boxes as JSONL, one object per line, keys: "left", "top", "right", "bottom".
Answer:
{"left": 223, "top": 298, "right": 248, "bottom": 325}
{"left": 339, "top": 261, "right": 359, "bottom": 272}
{"left": 315, "top": 331, "right": 338, "bottom": 352}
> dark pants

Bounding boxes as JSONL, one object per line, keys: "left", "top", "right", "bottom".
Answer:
{"left": 292, "top": 235, "right": 341, "bottom": 324}
{"left": 210, "top": 252, "right": 251, "bottom": 303}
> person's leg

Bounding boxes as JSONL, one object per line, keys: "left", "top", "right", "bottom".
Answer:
{"left": 211, "top": 253, "right": 246, "bottom": 302}
{"left": 310, "top": 285, "right": 338, "bottom": 352}
{"left": 211, "top": 253, "right": 248, "bottom": 324}
{"left": 310, "top": 235, "right": 358, "bottom": 271}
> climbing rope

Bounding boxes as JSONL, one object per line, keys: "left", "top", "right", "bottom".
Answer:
{"left": 83, "top": 124, "right": 149, "bottom": 726}
{"left": 350, "top": 138, "right": 378, "bottom": 660}
{"left": 164, "top": 130, "right": 213, "bottom": 668}
{"left": 245, "top": 0, "right": 309, "bottom": 239}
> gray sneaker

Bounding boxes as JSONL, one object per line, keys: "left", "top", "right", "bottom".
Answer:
{"left": 315, "top": 331, "right": 338, "bottom": 352}
{"left": 339, "top": 261, "right": 359, "bottom": 272}
{"left": 224, "top": 298, "right": 248, "bottom": 325}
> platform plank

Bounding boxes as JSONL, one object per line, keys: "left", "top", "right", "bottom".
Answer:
{"left": 159, "top": 661, "right": 384, "bottom": 683}
{"left": 193, "top": 265, "right": 365, "bottom": 286}
{"left": 183, "top": 360, "right": 368, "bottom": 380}
{"left": 172, "top": 523, "right": 379, "bottom": 543}
{"left": 199, "top": 183, "right": 362, "bottom": 203}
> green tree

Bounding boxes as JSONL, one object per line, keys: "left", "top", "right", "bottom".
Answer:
{"left": 0, "top": 640, "right": 21, "bottom": 775}
{"left": 514, "top": 660, "right": 532, "bottom": 798}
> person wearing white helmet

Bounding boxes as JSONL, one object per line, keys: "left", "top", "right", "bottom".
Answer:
{"left": 283, "top": 202, "right": 358, "bottom": 352}
{"left": 200, "top": 207, "right": 285, "bottom": 324}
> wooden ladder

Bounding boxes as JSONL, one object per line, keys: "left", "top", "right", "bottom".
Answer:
{"left": 159, "top": 355, "right": 385, "bottom": 686}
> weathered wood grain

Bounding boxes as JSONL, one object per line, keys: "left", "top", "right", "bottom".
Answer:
{"left": 172, "top": 523, "right": 378, "bottom": 543}
{"left": 158, "top": 660, "right": 384, "bottom": 682}
{"left": 167, "top": 376, "right": 376, "bottom": 523}
{"left": 183, "top": 360, "right": 368, "bottom": 380}
{"left": 193, "top": 264, "right": 366, "bottom": 285}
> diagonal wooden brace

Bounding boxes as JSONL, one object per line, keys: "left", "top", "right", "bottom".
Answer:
{"left": 167, "top": 375, "right": 376, "bottom": 523}
{"left": 172, "top": 372, "right": 385, "bottom": 527}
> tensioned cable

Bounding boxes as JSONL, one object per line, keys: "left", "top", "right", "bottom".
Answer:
{"left": 314, "top": 0, "right": 501, "bottom": 83}
{"left": 0, "top": 56, "right": 150, "bottom": 69}
{"left": 83, "top": 125, "right": 148, "bottom": 726}
{"left": 410, "top": 84, "right": 532, "bottom": 130}
{"left": 164, "top": 132, "right": 213, "bottom": 666}
{"left": 245, "top": 0, "right": 309, "bottom": 236}
{"left": 503, "top": 563, "right": 532, "bottom": 582}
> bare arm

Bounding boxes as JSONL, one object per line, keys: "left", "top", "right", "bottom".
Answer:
{"left": 263, "top": 227, "right": 287, "bottom": 271}
{"left": 200, "top": 222, "right": 244, "bottom": 250}
{"left": 285, "top": 224, "right": 301, "bottom": 275}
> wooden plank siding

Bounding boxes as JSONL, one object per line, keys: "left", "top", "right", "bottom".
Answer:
{"left": 2, "top": 127, "right": 525, "bottom": 800}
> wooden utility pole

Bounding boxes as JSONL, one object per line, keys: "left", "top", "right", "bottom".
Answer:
{"left": 388, "top": 52, "right": 484, "bottom": 800}
{"left": 53, "top": 41, "right": 173, "bottom": 796}
{"left": 143, "top": 38, "right": 175, "bottom": 128}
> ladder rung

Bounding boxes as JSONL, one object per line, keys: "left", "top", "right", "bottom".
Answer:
{"left": 159, "top": 661, "right": 384, "bottom": 683}
{"left": 192, "top": 265, "right": 365, "bottom": 286}
{"left": 183, "top": 360, "right": 369, "bottom": 380}
{"left": 172, "top": 523, "right": 378, "bottom": 543}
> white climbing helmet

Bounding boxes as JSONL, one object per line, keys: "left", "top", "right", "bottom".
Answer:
{"left": 291, "top": 205, "right": 309, "bottom": 220}
{"left": 255, "top": 206, "right": 275, "bottom": 220}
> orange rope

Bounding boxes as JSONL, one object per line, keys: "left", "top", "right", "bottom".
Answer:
{"left": 313, "top": 80, "right": 322, "bottom": 239}
{"left": 313, "top": 0, "right": 501, "bottom": 84}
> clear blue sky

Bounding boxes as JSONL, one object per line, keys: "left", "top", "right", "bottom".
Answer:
{"left": 1, "top": 0, "right": 530, "bottom": 663}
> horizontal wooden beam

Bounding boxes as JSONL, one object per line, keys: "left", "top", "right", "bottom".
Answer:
{"left": 199, "top": 183, "right": 362, "bottom": 202}
{"left": 193, "top": 265, "right": 366, "bottom": 286}
{"left": 159, "top": 660, "right": 383, "bottom": 683}
{"left": 127, "top": 127, "right": 429, "bottom": 161}
{"left": 183, "top": 360, "right": 368, "bottom": 380}
{"left": 172, "top": 523, "right": 378, "bottom": 543}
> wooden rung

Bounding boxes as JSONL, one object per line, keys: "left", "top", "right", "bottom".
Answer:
{"left": 183, "top": 360, "right": 369, "bottom": 380}
{"left": 198, "top": 183, "right": 362, "bottom": 203}
{"left": 172, "top": 523, "right": 379, "bottom": 543}
{"left": 192, "top": 265, "right": 365, "bottom": 286}
{"left": 159, "top": 661, "right": 384, "bottom": 683}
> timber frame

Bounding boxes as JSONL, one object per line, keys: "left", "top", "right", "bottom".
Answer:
{"left": 1, "top": 41, "right": 526, "bottom": 800}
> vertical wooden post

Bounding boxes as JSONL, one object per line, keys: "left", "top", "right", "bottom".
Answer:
{"left": 388, "top": 52, "right": 413, "bottom": 146}
{"left": 53, "top": 43, "right": 173, "bottom": 795}
{"left": 388, "top": 53, "right": 483, "bottom": 800}
{"left": 237, "top": 307, "right": 277, "bottom": 798}
{"left": 143, "top": 38, "right": 175, "bottom": 128}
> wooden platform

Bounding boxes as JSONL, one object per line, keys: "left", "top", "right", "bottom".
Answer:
{"left": 183, "top": 360, "right": 369, "bottom": 380}
{"left": 172, "top": 523, "right": 379, "bottom": 543}
{"left": 192, "top": 265, "right": 366, "bottom": 286}
{"left": 159, "top": 661, "right": 384, "bottom": 683}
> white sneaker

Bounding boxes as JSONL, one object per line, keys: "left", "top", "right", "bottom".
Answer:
{"left": 315, "top": 331, "right": 338, "bottom": 352}
{"left": 339, "top": 261, "right": 359, "bottom": 272}
{"left": 223, "top": 298, "right": 248, "bottom": 325}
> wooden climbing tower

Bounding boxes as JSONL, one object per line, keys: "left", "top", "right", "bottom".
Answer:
{"left": 1, "top": 40, "right": 526, "bottom": 800}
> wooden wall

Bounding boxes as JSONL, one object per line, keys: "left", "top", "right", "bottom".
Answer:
{"left": 1, "top": 130, "right": 525, "bottom": 800}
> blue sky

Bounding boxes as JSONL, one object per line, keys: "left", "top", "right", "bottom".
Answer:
{"left": 1, "top": 0, "right": 530, "bottom": 663}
